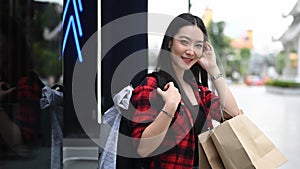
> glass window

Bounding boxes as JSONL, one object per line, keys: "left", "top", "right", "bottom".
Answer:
{"left": 0, "top": 1, "right": 62, "bottom": 168}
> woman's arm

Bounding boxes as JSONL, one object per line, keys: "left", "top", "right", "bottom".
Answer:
{"left": 0, "top": 81, "right": 25, "bottom": 154}
{"left": 198, "top": 42, "right": 240, "bottom": 118}
{"left": 208, "top": 66, "right": 240, "bottom": 117}
{"left": 136, "top": 82, "right": 181, "bottom": 157}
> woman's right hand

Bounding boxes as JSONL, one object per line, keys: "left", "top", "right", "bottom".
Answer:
{"left": 157, "top": 82, "right": 181, "bottom": 108}
{"left": 0, "top": 81, "right": 16, "bottom": 102}
{"left": 137, "top": 81, "right": 181, "bottom": 157}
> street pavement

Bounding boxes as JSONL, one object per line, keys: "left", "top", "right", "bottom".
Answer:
{"left": 229, "top": 85, "right": 300, "bottom": 169}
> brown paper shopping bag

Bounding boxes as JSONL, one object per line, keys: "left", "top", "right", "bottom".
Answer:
{"left": 198, "top": 142, "right": 212, "bottom": 169}
{"left": 198, "top": 131, "right": 225, "bottom": 169}
{"left": 210, "top": 114, "right": 287, "bottom": 169}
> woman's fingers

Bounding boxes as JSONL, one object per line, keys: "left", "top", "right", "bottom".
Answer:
{"left": 0, "top": 81, "right": 16, "bottom": 97}
{"left": 157, "top": 82, "right": 181, "bottom": 105}
{"left": 156, "top": 87, "right": 163, "bottom": 96}
{"left": 5, "top": 87, "right": 16, "bottom": 93}
{"left": 204, "top": 41, "right": 213, "bottom": 51}
{"left": 163, "top": 83, "right": 169, "bottom": 90}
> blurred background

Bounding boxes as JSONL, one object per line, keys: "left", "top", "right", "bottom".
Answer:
{"left": 0, "top": 0, "right": 299, "bottom": 168}
{"left": 149, "top": 0, "right": 300, "bottom": 84}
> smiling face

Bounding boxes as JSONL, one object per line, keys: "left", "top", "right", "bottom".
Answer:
{"left": 169, "top": 25, "right": 205, "bottom": 73}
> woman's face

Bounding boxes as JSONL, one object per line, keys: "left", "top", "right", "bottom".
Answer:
{"left": 169, "top": 25, "right": 205, "bottom": 72}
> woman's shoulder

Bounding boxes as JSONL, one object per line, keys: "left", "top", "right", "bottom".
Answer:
{"left": 135, "top": 71, "right": 166, "bottom": 88}
{"left": 131, "top": 75, "right": 160, "bottom": 103}
{"left": 135, "top": 75, "right": 158, "bottom": 91}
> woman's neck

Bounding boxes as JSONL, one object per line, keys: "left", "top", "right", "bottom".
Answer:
{"left": 172, "top": 66, "right": 185, "bottom": 82}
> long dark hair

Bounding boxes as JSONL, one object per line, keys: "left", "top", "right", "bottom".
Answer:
{"left": 155, "top": 13, "right": 209, "bottom": 87}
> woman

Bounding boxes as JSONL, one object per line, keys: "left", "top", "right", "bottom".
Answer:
{"left": 130, "top": 13, "right": 241, "bottom": 169}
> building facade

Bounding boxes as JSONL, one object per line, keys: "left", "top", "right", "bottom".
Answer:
{"left": 278, "top": 0, "right": 300, "bottom": 80}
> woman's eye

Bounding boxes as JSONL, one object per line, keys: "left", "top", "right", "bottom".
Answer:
{"left": 180, "top": 40, "right": 189, "bottom": 45}
{"left": 195, "top": 44, "right": 203, "bottom": 49}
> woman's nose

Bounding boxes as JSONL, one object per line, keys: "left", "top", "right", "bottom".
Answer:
{"left": 185, "top": 47, "right": 195, "bottom": 56}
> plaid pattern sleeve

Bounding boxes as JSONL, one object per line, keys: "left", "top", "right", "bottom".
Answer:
{"left": 131, "top": 76, "right": 160, "bottom": 139}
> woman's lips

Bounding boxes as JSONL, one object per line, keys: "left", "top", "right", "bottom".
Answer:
{"left": 181, "top": 57, "right": 193, "bottom": 64}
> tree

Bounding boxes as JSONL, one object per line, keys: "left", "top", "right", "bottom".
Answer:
{"left": 207, "top": 21, "right": 233, "bottom": 74}
{"left": 240, "top": 47, "right": 251, "bottom": 76}
{"left": 208, "top": 21, "right": 232, "bottom": 57}
{"left": 31, "top": 2, "right": 62, "bottom": 80}
{"left": 274, "top": 51, "right": 286, "bottom": 75}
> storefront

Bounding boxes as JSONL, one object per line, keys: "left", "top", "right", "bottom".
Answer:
{"left": 0, "top": 0, "right": 62, "bottom": 168}
{"left": 0, "top": 0, "right": 148, "bottom": 168}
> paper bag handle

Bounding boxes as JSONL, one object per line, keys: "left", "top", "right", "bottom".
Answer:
{"left": 220, "top": 107, "right": 243, "bottom": 122}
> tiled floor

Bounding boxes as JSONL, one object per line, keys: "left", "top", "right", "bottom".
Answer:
{"left": 229, "top": 85, "right": 300, "bottom": 169}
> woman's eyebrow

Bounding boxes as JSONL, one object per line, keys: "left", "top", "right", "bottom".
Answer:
{"left": 177, "top": 35, "right": 204, "bottom": 43}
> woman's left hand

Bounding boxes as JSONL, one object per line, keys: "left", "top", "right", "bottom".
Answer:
{"left": 197, "top": 42, "right": 218, "bottom": 72}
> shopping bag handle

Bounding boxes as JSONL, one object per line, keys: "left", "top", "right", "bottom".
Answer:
{"left": 220, "top": 108, "right": 243, "bottom": 122}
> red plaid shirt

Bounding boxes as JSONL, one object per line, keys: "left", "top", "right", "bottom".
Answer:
{"left": 17, "top": 76, "right": 42, "bottom": 144}
{"left": 131, "top": 76, "right": 222, "bottom": 169}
